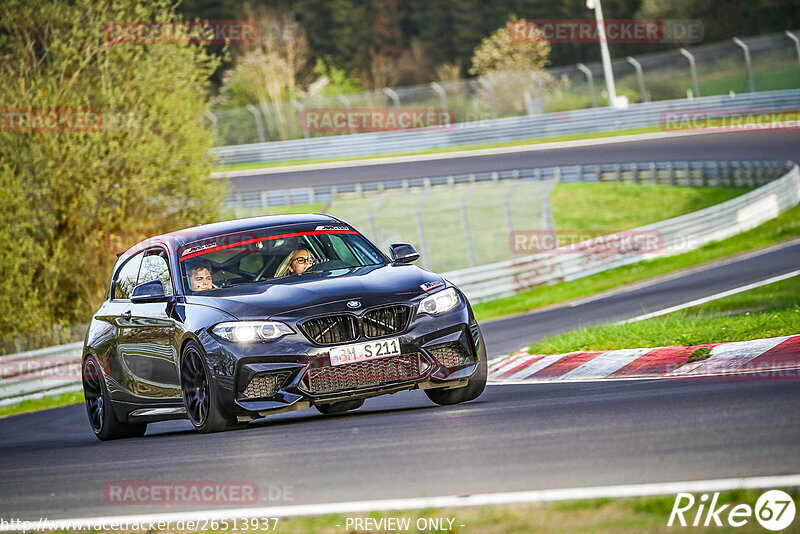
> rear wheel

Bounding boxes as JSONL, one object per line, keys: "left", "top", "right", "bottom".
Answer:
{"left": 180, "top": 341, "right": 243, "bottom": 433}
{"left": 315, "top": 399, "right": 364, "bottom": 415}
{"left": 83, "top": 356, "right": 147, "bottom": 440}
{"left": 425, "top": 351, "right": 487, "bottom": 406}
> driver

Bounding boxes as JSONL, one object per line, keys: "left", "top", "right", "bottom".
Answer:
{"left": 275, "top": 249, "right": 314, "bottom": 277}
{"left": 187, "top": 261, "right": 214, "bottom": 291}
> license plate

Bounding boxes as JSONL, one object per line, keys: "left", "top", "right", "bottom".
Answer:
{"left": 329, "top": 337, "right": 401, "bottom": 366}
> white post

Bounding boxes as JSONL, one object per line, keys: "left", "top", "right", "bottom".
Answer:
{"left": 576, "top": 63, "right": 597, "bottom": 108}
{"left": 383, "top": 88, "right": 400, "bottom": 108}
{"left": 586, "top": 0, "right": 620, "bottom": 108}
{"left": 786, "top": 31, "right": 800, "bottom": 73}
{"left": 679, "top": 48, "right": 701, "bottom": 98}
{"left": 626, "top": 56, "right": 649, "bottom": 102}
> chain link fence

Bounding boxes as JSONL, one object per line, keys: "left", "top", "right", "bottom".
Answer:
{"left": 209, "top": 31, "right": 800, "bottom": 145}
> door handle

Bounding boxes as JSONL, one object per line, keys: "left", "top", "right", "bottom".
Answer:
{"left": 122, "top": 310, "right": 132, "bottom": 318}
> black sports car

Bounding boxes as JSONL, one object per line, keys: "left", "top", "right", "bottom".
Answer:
{"left": 82, "top": 214, "right": 487, "bottom": 440}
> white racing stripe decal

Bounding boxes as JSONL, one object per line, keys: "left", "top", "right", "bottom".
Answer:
{"left": 11, "top": 474, "right": 800, "bottom": 529}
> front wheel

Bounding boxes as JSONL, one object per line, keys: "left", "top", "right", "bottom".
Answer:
{"left": 424, "top": 352, "right": 487, "bottom": 406}
{"left": 180, "top": 341, "right": 243, "bottom": 433}
{"left": 83, "top": 356, "right": 147, "bottom": 440}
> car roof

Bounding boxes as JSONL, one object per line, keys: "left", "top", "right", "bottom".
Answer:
{"left": 121, "top": 213, "right": 343, "bottom": 257}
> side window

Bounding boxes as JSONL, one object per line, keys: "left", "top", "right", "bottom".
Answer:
{"left": 138, "top": 250, "right": 174, "bottom": 296}
{"left": 329, "top": 235, "right": 358, "bottom": 264}
{"left": 113, "top": 252, "right": 144, "bottom": 300}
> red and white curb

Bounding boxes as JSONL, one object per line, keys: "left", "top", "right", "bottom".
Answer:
{"left": 488, "top": 334, "right": 800, "bottom": 383}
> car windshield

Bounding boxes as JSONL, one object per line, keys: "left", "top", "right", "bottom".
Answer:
{"left": 178, "top": 226, "right": 386, "bottom": 294}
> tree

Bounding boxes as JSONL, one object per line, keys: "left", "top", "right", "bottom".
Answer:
{"left": 469, "top": 16, "right": 551, "bottom": 76}
{"left": 221, "top": 8, "right": 309, "bottom": 140}
{"left": 0, "top": 0, "right": 225, "bottom": 349}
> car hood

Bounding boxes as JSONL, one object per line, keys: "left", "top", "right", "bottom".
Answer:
{"left": 185, "top": 263, "right": 445, "bottom": 319}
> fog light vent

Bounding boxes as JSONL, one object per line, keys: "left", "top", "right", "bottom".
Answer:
{"left": 429, "top": 343, "right": 474, "bottom": 368}
{"left": 241, "top": 372, "right": 289, "bottom": 399}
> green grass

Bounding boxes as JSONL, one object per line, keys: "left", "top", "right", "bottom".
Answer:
{"left": 527, "top": 274, "right": 800, "bottom": 354}
{"left": 0, "top": 390, "right": 83, "bottom": 419}
{"left": 473, "top": 202, "right": 800, "bottom": 322}
{"left": 550, "top": 183, "right": 749, "bottom": 231}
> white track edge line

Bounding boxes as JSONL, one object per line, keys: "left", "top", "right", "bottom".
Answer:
{"left": 13, "top": 474, "right": 800, "bottom": 529}
{"left": 619, "top": 269, "right": 800, "bottom": 324}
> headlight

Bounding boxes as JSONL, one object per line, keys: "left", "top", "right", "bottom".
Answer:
{"left": 418, "top": 287, "right": 460, "bottom": 316}
{"left": 211, "top": 321, "right": 294, "bottom": 343}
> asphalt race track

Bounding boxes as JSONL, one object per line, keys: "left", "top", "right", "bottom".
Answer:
{"left": 226, "top": 130, "right": 800, "bottom": 192}
{"left": 0, "top": 131, "right": 798, "bottom": 521}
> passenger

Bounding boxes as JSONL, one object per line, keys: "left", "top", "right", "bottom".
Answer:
{"left": 187, "top": 261, "right": 214, "bottom": 291}
{"left": 275, "top": 249, "right": 314, "bottom": 277}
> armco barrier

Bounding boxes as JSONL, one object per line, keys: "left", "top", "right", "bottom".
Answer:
{"left": 211, "top": 89, "right": 800, "bottom": 166}
{"left": 0, "top": 342, "right": 83, "bottom": 406}
{"left": 445, "top": 163, "right": 800, "bottom": 303}
{"left": 1, "top": 161, "right": 797, "bottom": 405}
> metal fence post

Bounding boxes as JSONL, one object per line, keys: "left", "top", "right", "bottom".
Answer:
{"left": 460, "top": 188, "right": 478, "bottom": 267}
{"left": 733, "top": 37, "right": 756, "bottom": 93}
{"left": 576, "top": 63, "right": 597, "bottom": 108}
{"left": 414, "top": 199, "right": 432, "bottom": 270}
{"left": 291, "top": 99, "right": 309, "bottom": 139}
{"left": 626, "top": 56, "right": 649, "bottom": 102}
{"left": 337, "top": 94, "right": 355, "bottom": 134}
{"left": 787, "top": 31, "right": 800, "bottom": 73}
{"left": 479, "top": 77, "right": 498, "bottom": 120}
{"left": 679, "top": 48, "right": 701, "bottom": 98}
{"left": 383, "top": 88, "right": 400, "bottom": 108}
{"left": 204, "top": 111, "right": 219, "bottom": 146}
{"left": 246, "top": 105, "right": 266, "bottom": 143}
{"left": 430, "top": 82, "right": 449, "bottom": 115}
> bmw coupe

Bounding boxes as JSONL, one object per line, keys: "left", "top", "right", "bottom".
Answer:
{"left": 82, "top": 214, "right": 487, "bottom": 440}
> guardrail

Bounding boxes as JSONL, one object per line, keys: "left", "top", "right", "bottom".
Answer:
{"left": 212, "top": 89, "right": 800, "bottom": 166}
{"left": 446, "top": 162, "right": 800, "bottom": 302}
{"left": 0, "top": 342, "right": 83, "bottom": 406}
{"left": 227, "top": 159, "right": 789, "bottom": 209}
{"left": 2, "top": 160, "right": 796, "bottom": 405}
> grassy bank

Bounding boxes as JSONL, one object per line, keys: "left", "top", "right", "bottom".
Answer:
{"left": 473, "top": 202, "right": 800, "bottom": 322}
{"left": 0, "top": 390, "right": 83, "bottom": 419}
{"left": 527, "top": 273, "right": 800, "bottom": 354}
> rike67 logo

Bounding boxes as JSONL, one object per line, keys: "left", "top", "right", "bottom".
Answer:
{"left": 669, "top": 490, "right": 796, "bottom": 530}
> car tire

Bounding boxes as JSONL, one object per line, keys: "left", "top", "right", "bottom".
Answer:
{"left": 83, "top": 356, "right": 147, "bottom": 441}
{"left": 180, "top": 341, "right": 243, "bottom": 433}
{"left": 424, "top": 349, "right": 487, "bottom": 406}
{"left": 315, "top": 399, "right": 364, "bottom": 415}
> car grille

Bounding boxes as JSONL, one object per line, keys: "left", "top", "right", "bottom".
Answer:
{"left": 301, "top": 354, "right": 425, "bottom": 394}
{"left": 429, "top": 343, "right": 475, "bottom": 368}
{"left": 362, "top": 306, "right": 412, "bottom": 338}
{"left": 300, "top": 305, "right": 412, "bottom": 345}
{"left": 301, "top": 315, "right": 359, "bottom": 344}
{"left": 239, "top": 371, "right": 290, "bottom": 400}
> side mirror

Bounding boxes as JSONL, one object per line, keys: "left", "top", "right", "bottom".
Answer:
{"left": 389, "top": 243, "right": 420, "bottom": 264}
{"left": 131, "top": 280, "right": 174, "bottom": 303}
